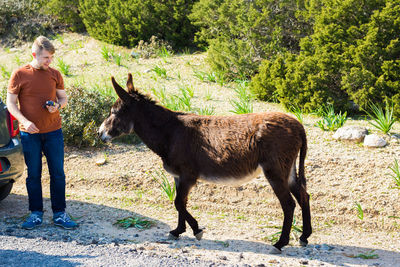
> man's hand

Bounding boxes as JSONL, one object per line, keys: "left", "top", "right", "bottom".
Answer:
{"left": 45, "top": 100, "right": 60, "bottom": 113}
{"left": 46, "top": 103, "right": 59, "bottom": 113}
{"left": 6, "top": 93, "right": 40, "bottom": 134}
{"left": 22, "top": 120, "right": 39, "bottom": 134}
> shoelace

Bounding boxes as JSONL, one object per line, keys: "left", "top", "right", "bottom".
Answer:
{"left": 57, "top": 213, "right": 72, "bottom": 222}
{"left": 28, "top": 214, "right": 42, "bottom": 223}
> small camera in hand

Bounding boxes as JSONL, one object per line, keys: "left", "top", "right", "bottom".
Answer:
{"left": 46, "top": 100, "right": 55, "bottom": 107}
{"left": 43, "top": 100, "right": 56, "bottom": 109}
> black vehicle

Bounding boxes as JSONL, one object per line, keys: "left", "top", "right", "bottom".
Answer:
{"left": 0, "top": 99, "right": 24, "bottom": 201}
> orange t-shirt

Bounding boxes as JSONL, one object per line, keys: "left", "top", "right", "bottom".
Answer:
{"left": 8, "top": 64, "right": 65, "bottom": 133}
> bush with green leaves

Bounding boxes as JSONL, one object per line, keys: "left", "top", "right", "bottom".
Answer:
{"left": 0, "top": 0, "right": 58, "bottom": 45}
{"left": 189, "top": 0, "right": 313, "bottom": 79}
{"left": 250, "top": 0, "right": 400, "bottom": 118}
{"left": 79, "top": 0, "right": 197, "bottom": 49}
{"left": 43, "top": 0, "right": 85, "bottom": 32}
{"left": 61, "top": 85, "right": 114, "bottom": 147}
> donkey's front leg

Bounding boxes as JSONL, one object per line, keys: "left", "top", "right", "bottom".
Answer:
{"left": 169, "top": 176, "right": 203, "bottom": 240}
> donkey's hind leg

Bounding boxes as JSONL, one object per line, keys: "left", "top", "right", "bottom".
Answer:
{"left": 169, "top": 176, "right": 203, "bottom": 240}
{"left": 288, "top": 163, "right": 312, "bottom": 246}
{"left": 263, "top": 166, "right": 296, "bottom": 253}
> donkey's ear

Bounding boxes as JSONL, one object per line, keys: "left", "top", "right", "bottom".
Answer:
{"left": 126, "top": 73, "right": 135, "bottom": 93}
{"left": 111, "top": 76, "right": 131, "bottom": 102}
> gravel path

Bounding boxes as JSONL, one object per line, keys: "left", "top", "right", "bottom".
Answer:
{"left": 0, "top": 235, "right": 238, "bottom": 267}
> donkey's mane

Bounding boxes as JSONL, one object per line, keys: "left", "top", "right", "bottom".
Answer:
{"left": 128, "top": 88, "right": 157, "bottom": 105}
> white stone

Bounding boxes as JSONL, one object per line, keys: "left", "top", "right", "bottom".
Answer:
{"left": 333, "top": 126, "right": 368, "bottom": 143}
{"left": 363, "top": 134, "right": 387, "bottom": 147}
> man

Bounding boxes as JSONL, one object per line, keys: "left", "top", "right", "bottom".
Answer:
{"left": 7, "top": 36, "right": 77, "bottom": 230}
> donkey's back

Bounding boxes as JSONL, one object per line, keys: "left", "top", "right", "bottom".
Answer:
{"left": 166, "top": 112, "right": 306, "bottom": 185}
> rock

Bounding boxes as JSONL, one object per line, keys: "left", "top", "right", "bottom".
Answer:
{"left": 130, "top": 51, "right": 140, "bottom": 58}
{"left": 320, "top": 244, "right": 334, "bottom": 251}
{"left": 333, "top": 126, "right": 368, "bottom": 142}
{"left": 300, "top": 259, "right": 309, "bottom": 265}
{"left": 67, "top": 154, "right": 79, "bottom": 159}
{"left": 95, "top": 158, "right": 107, "bottom": 166}
{"left": 364, "top": 134, "right": 387, "bottom": 147}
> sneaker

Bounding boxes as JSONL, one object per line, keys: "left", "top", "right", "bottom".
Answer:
{"left": 22, "top": 211, "right": 43, "bottom": 230}
{"left": 53, "top": 212, "right": 78, "bottom": 229}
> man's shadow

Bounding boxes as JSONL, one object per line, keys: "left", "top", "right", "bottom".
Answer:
{"left": 0, "top": 193, "right": 169, "bottom": 246}
{"left": 0, "top": 250, "right": 91, "bottom": 267}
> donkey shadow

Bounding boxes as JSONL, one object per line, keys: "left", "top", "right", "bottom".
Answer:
{"left": 170, "top": 235, "right": 400, "bottom": 266}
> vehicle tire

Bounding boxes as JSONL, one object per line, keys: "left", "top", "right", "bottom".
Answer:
{"left": 0, "top": 182, "right": 13, "bottom": 201}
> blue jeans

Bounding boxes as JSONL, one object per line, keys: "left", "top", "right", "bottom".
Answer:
{"left": 20, "top": 129, "right": 66, "bottom": 213}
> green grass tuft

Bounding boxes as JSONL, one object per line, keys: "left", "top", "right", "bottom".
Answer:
{"left": 365, "top": 102, "right": 396, "bottom": 134}
{"left": 149, "top": 168, "right": 176, "bottom": 202}
{"left": 114, "top": 216, "right": 154, "bottom": 229}
{"left": 56, "top": 58, "right": 71, "bottom": 76}
{"left": 355, "top": 201, "right": 364, "bottom": 220}
{"left": 315, "top": 104, "right": 347, "bottom": 131}
{"left": 229, "top": 80, "right": 253, "bottom": 114}
{"left": 388, "top": 159, "right": 400, "bottom": 189}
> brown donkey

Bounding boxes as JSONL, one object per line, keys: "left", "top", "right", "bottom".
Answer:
{"left": 98, "top": 73, "right": 312, "bottom": 253}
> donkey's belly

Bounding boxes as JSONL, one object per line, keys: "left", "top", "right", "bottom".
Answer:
{"left": 199, "top": 166, "right": 263, "bottom": 186}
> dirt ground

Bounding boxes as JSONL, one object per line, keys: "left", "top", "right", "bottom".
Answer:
{"left": 2, "top": 115, "right": 400, "bottom": 266}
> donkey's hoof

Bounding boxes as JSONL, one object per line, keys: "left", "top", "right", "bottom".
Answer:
{"left": 168, "top": 233, "right": 179, "bottom": 240}
{"left": 269, "top": 246, "right": 282, "bottom": 255}
{"left": 194, "top": 229, "right": 204, "bottom": 241}
{"left": 299, "top": 239, "right": 308, "bottom": 247}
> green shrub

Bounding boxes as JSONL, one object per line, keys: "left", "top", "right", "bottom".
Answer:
{"left": 0, "top": 0, "right": 58, "bottom": 45}
{"left": 190, "top": 0, "right": 313, "bottom": 79}
{"left": 341, "top": 0, "right": 400, "bottom": 114}
{"left": 250, "top": 0, "right": 400, "bottom": 118}
{"left": 61, "top": 85, "right": 114, "bottom": 147}
{"left": 43, "top": 0, "right": 85, "bottom": 32}
{"left": 79, "top": 0, "right": 197, "bottom": 49}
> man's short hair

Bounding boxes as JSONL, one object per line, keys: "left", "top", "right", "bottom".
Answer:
{"left": 32, "top": 36, "right": 55, "bottom": 55}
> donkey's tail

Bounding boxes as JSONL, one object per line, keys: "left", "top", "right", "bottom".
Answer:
{"left": 298, "top": 128, "right": 307, "bottom": 188}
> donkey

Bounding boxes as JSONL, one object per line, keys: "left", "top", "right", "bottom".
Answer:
{"left": 98, "top": 73, "right": 312, "bottom": 254}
